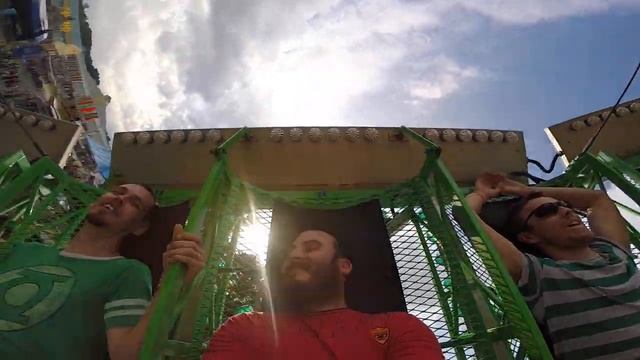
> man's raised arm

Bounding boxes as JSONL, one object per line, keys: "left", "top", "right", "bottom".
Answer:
{"left": 465, "top": 174, "right": 525, "bottom": 281}
{"left": 107, "top": 224, "right": 205, "bottom": 360}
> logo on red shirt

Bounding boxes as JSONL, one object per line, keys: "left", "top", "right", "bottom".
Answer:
{"left": 370, "top": 327, "right": 390, "bottom": 344}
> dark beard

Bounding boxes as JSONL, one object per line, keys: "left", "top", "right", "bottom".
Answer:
{"left": 274, "top": 262, "right": 342, "bottom": 312}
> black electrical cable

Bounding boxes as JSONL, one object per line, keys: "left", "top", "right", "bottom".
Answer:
{"left": 509, "top": 171, "right": 546, "bottom": 184}
{"left": 527, "top": 151, "right": 564, "bottom": 174}
{"left": 577, "top": 60, "right": 640, "bottom": 159}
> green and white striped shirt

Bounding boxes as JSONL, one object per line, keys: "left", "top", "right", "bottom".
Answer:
{"left": 519, "top": 239, "right": 640, "bottom": 359}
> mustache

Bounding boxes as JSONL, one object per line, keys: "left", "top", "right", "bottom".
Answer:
{"left": 283, "top": 260, "right": 312, "bottom": 273}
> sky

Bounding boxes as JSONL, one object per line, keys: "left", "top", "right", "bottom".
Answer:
{"left": 86, "top": 0, "right": 640, "bottom": 176}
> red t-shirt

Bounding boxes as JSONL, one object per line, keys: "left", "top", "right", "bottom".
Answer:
{"left": 204, "top": 308, "right": 443, "bottom": 360}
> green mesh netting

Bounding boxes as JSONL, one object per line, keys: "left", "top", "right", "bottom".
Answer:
{"left": 147, "top": 154, "right": 552, "bottom": 360}
{"left": 7, "top": 147, "right": 640, "bottom": 360}
{"left": 0, "top": 153, "right": 102, "bottom": 255}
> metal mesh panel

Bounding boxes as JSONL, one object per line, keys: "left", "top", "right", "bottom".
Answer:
{"left": 389, "top": 217, "right": 469, "bottom": 359}
{"left": 8, "top": 181, "right": 100, "bottom": 247}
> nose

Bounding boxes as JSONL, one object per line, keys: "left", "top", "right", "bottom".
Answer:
{"left": 287, "top": 246, "right": 305, "bottom": 260}
{"left": 112, "top": 195, "right": 124, "bottom": 207}
{"left": 559, "top": 206, "right": 573, "bottom": 217}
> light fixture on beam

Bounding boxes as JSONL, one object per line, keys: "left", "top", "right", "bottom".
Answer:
{"left": 424, "top": 129, "right": 439, "bottom": 141}
{"left": 474, "top": 130, "right": 488, "bottom": 142}
{"left": 270, "top": 128, "right": 284, "bottom": 142}
{"left": 505, "top": 131, "right": 519, "bottom": 143}
{"left": 615, "top": 106, "right": 630, "bottom": 117}
{"left": 136, "top": 132, "right": 152, "bottom": 144}
{"left": 585, "top": 116, "right": 602, "bottom": 127}
{"left": 489, "top": 131, "right": 504, "bottom": 142}
{"left": 308, "top": 128, "right": 323, "bottom": 142}
{"left": 153, "top": 131, "right": 169, "bottom": 144}
{"left": 571, "top": 120, "right": 587, "bottom": 130}
{"left": 21, "top": 115, "right": 38, "bottom": 126}
{"left": 345, "top": 128, "right": 360, "bottom": 142}
{"left": 122, "top": 133, "right": 136, "bottom": 144}
{"left": 327, "top": 128, "right": 340, "bottom": 142}
{"left": 364, "top": 128, "right": 379, "bottom": 143}
{"left": 457, "top": 129, "right": 472, "bottom": 142}
{"left": 441, "top": 129, "right": 456, "bottom": 142}
{"left": 290, "top": 128, "right": 303, "bottom": 142}
{"left": 170, "top": 130, "right": 186, "bottom": 143}
{"left": 206, "top": 129, "right": 222, "bottom": 143}
{"left": 187, "top": 130, "right": 204, "bottom": 143}
{"left": 38, "top": 119, "right": 55, "bottom": 130}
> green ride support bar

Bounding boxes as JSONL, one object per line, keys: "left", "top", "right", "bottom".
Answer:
{"left": 139, "top": 128, "right": 248, "bottom": 359}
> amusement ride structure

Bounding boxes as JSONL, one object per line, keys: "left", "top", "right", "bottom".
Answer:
{"left": 1, "top": 97, "right": 640, "bottom": 359}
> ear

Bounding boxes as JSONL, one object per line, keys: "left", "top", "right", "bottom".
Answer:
{"left": 132, "top": 220, "right": 150, "bottom": 236}
{"left": 517, "top": 231, "right": 539, "bottom": 245}
{"left": 337, "top": 257, "right": 353, "bottom": 277}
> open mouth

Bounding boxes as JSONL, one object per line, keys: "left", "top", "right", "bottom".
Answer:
{"left": 103, "top": 204, "right": 115, "bottom": 212}
{"left": 286, "top": 263, "right": 311, "bottom": 275}
{"left": 568, "top": 221, "right": 582, "bottom": 228}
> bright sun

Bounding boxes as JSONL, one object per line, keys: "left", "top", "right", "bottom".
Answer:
{"left": 239, "top": 223, "right": 270, "bottom": 264}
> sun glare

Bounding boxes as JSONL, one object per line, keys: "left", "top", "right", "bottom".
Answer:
{"left": 239, "top": 223, "right": 270, "bottom": 264}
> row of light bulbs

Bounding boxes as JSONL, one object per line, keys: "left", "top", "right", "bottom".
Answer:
{"left": 0, "top": 105, "right": 56, "bottom": 130}
{"left": 121, "top": 127, "right": 520, "bottom": 145}
{"left": 424, "top": 129, "right": 519, "bottom": 143}
{"left": 121, "top": 129, "right": 223, "bottom": 145}
{"left": 570, "top": 102, "right": 640, "bottom": 131}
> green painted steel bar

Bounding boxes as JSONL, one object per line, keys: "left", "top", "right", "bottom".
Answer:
{"left": 613, "top": 200, "right": 640, "bottom": 216}
{"left": 439, "top": 325, "right": 514, "bottom": 348}
{"left": 420, "top": 177, "right": 503, "bottom": 359}
{"left": 432, "top": 159, "right": 553, "bottom": 359}
{"left": 579, "top": 152, "right": 640, "bottom": 206}
{"left": 0, "top": 151, "right": 29, "bottom": 184}
{"left": 409, "top": 211, "right": 467, "bottom": 359}
{"left": 409, "top": 212, "right": 456, "bottom": 331}
{"left": 399, "top": 126, "right": 441, "bottom": 156}
{"left": 139, "top": 128, "right": 248, "bottom": 359}
{"left": 213, "top": 220, "right": 243, "bottom": 328}
{"left": 183, "top": 177, "right": 233, "bottom": 359}
{"left": 0, "top": 157, "right": 67, "bottom": 210}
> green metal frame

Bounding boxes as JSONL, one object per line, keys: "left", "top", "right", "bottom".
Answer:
{"left": 0, "top": 152, "right": 102, "bottom": 258}
{"left": 16, "top": 132, "right": 640, "bottom": 358}
{"left": 135, "top": 126, "right": 552, "bottom": 359}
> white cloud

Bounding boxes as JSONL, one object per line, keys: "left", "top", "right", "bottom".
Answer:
{"left": 86, "top": 0, "right": 639, "bottom": 135}
{"left": 407, "top": 57, "right": 479, "bottom": 101}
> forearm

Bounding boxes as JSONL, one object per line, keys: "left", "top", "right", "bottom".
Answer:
{"left": 465, "top": 192, "right": 523, "bottom": 279}
{"left": 535, "top": 187, "right": 611, "bottom": 210}
{"left": 109, "top": 294, "right": 159, "bottom": 360}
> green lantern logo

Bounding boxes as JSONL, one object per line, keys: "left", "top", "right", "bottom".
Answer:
{"left": 0, "top": 266, "right": 75, "bottom": 331}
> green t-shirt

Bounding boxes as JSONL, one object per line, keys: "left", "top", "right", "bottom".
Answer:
{"left": 0, "top": 242, "right": 152, "bottom": 359}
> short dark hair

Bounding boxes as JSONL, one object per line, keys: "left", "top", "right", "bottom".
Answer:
{"left": 140, "top": 184, "right": 157, "bottom": 204}
{"left": 331, "top": 234, "right": 352, "bottom": 262}
{"left": 131, "top": 184, "right": 156, "bottom": 222}
{"left": 503, "top": 191, "right": 549, "bottom": 258}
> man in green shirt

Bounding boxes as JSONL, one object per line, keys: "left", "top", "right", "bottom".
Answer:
{"left": 0, "top": 184, "right": 205, "bottom": 359}
{"left": 467, "top": 173, "right": 637, "bottom": 359}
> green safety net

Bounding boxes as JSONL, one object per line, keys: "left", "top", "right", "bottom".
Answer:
{"left": 3, "top": 128, "right": 640, "bottom": 360}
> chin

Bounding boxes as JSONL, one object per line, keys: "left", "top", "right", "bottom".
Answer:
{"left": 572, "top": 230, "right": 594, "bottom": 243}
{"left": 86, "top": 211, "right": 107, "bottom": 226}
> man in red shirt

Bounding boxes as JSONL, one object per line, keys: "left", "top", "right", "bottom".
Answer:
{"left": 204, "top": 227, "right": 443, "bottom": 359}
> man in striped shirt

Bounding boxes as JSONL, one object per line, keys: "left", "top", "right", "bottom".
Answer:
{"left": 466, "top": 173, "right": 637, "bottom": 359}
{"left": 0, "top": 184, "right": 205, "bottom": 360}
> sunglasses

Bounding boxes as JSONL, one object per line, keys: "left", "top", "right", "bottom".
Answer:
{"left": 522, "top": 201, "right": 583, "bottom": 230}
